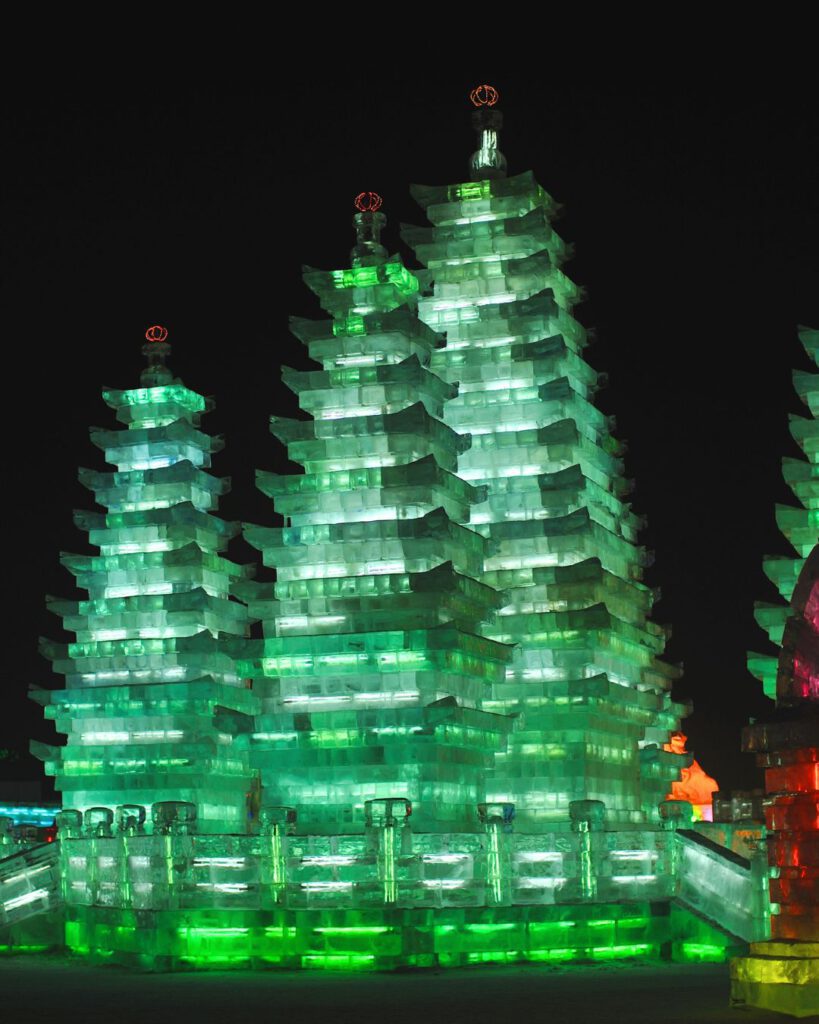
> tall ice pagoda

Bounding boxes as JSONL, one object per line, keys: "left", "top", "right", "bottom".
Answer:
{"left": 402, "top": 86, "right": 689, "bottom": 827}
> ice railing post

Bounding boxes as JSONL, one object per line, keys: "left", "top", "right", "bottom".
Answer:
{"left": 569, "top": 800, "right": 606, "bottom": 900}
{"left": 365, "top": 798, "right": 412, "bottom": 905}
{"left": 152, "top": 801, "right": 196, "bottom": 909}
{"left": 478, "top": 802, "right": 515, "bottom": 906}
{"left": 744, "top": 833, "right": 773, "bottom": 940}
{"left": 83, "top": 807, "right": 113, "bottom": 905}
{"left": 259, "top": 805, "right": 296, "bottom": 904}
{"left": 658, "top": 798, "right": 691, "bottom": 890}
{"left": 116, "top": 804, "right": 146, "bottom": 908}
{"left": 56, "top": 810, "right": 82, "bottom": 904}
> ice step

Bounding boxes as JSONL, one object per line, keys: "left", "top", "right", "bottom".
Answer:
{"left": 0, "top": 841, "right": 61, "bottom": 928}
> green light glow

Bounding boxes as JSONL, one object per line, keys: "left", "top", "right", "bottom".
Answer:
{"left": 304, "top": 955, "right": 377, "bottom": 969}
{"left": 0, "top": 945, "right": 51, "bottom": 953}
{"left": 679, "top": 942, "right": 728, "bottom": 962}
{"left": 332, "top": 313, "right": 368, "bottom": 336}
{"left": 330, "top": 261, "right": 419, "bottom": 296}
{"left": 314, "top": 926, "right": 393, "bottom": 936}
{"left": 30, "top": 897, "right": 743, "bottom": 972}
{"left": 102, "top": 384, "right": 207, "bottom": 415}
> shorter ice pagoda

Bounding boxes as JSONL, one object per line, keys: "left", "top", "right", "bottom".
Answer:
{"left": 239, "top": 192, "right": 514, "bottom": 834}
{"left": 31, "top": 329, "right": 258, "bottom": 835}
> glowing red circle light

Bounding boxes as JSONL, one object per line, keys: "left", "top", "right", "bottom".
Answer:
{"left": 354, "top": 191, "right": 383, "bottom": 213}
{"left": 469, "top": 84, "right": 499, "bottom": 108}
{"left": 145, "top": 325, "right": 168, "bottom": 343}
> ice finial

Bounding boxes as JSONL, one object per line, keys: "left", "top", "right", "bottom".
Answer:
{"left": 469, "top": 84, "right": 507, "bottom": 180}
{"left": 141, "top": 325, "right": 173, "bottom": 385}
{"left": 351, "top": 192, "right": 387, "bottom": 267}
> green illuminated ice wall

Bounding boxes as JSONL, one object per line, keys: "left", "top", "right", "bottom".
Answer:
{"left": 747, "top": 325, "right": 818, "bottom": 699}
{"left": 32, "top": 335, "right": 258, "bottom": 833}
{"left": 239, "top": 200, "right": 514, "bottom": 833}
{"left": 402, "top": 94, "right": 689, "bottom": 827}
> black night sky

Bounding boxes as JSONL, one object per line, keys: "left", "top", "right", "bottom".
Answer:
{"left": 4, "top": 76, "right": 817, "bottom": 798}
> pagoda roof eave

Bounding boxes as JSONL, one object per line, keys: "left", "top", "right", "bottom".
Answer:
{"left": 409, "top": 170, "right": 542, "bottom": 210}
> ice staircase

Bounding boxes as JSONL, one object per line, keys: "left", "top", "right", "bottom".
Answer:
{"left": 674, "top": 829, "right": 770, "bottom": 943}
{"left": 0, "top": 841, "right": 61, "bottom": 931}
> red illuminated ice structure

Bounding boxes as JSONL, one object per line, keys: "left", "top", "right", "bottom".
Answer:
{"left": 731, "top": 544, "right": 819, "bottom": 1017}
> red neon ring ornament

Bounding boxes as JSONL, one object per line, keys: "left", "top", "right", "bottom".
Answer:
{"left": 145, "top": 325, "right": 169, "bottom": 343}
{"left": 469, "top": 84, "right": 499, "bottom": 108}
{"left": 354, "top": 192, "right": 383, "bottom": 213}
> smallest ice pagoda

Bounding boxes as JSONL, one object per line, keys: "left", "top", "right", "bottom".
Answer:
{"left": 31, "top": 328, "right": 258, "bottom": 835}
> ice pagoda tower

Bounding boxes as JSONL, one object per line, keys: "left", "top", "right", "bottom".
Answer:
{"left": 239, "top": 194, "right": 514, "bottom": 834}
{"left": 402, "top": 87, "right": 689, "bottom": 828}
{"left": 32, "top": 329, "right": 258, "bottom": 834}
{"left": 747, "top": 325, "right": 818, "bottom": 699}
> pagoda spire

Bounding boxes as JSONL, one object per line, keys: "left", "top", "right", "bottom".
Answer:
{"left": 351, "top": 191, "right": 387, "bottom": 266}
{"left": 469, "top": 84, "right": 507, "bottom": 180}
{"left": 141, "top": 324, "right": 173, "bottom": 386}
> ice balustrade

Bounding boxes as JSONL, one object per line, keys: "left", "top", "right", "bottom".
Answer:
{"left": 50, "top": 799, "right": 679, "bottom": 912}
{"left": 6, "top": 797, "right": 767, "bottom": 966}
{"left": 675, "top": 829, "right": 770, "bottom": 942}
